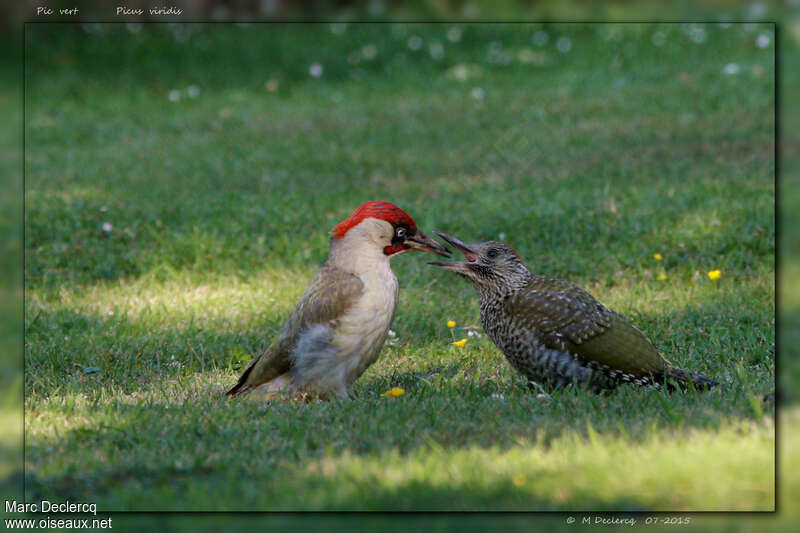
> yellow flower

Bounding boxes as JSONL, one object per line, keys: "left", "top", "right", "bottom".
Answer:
{"left": 447, "top": 320, "right": 456, "bottom": 328}
{"left": 381, "top": 387, "right": 405, "bottom": 397}
{"left": 657, "top": 272, "right": 667, "bottom": 281}
{"left": 450, "top": 338, "right": 468, "bottom": 347}
{"left": 653, "top": 253, "right": 663, "bottom": 261}
{"left": 707, "top": 269, "right": 722, "bottom": 281}
{"left": 265, "top": 79, "right": 279, "bottom": 93}
{"left": 512, "top": 473, "right": 527, "bottom": 487}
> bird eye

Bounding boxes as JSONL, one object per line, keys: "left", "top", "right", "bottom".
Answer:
{"left": 395, "top": 227, "right": 407, "bottom": 238}
{"left": 487, "top": 248, "right": 499, "bottom": 259}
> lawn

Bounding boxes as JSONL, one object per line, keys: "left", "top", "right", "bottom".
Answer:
{"left": 23, "top": 23, "right": 774, "bottom": 511}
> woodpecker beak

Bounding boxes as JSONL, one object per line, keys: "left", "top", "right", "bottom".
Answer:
{"left": 405, "top": 231, "right": 452, "bottom": 257}
{"left": 427, "top": 231, "right": 479, "bottom": 272}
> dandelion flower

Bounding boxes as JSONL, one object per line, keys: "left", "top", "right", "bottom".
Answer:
{"left": 512, "top": 473, "right": 527, "bottom": 487}
{"left": 451, "top": 338, "right": 468, "bottom": 347}
{"left": 657, "top": 272, "right": 667, "bottom": 281}
{"left": 447, "top": 320, "right": 456, "bottom": 328}
{"left": 653, "top": 253, "right": 663, "bottom": 261}
{"left": 707, "top": 269, "right": 722, "bottom": 281}
{"left": 381, "top": 387, "right": 405, "bottom": 397}
{"left": 265, "top": 79, "right": 279, "bottom": 93}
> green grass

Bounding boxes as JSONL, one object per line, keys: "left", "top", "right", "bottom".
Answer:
{"left": 24, "top": 23, "right": 774, "bottom": 511}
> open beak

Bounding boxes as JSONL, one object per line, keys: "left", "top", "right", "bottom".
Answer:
{"left": 405, "top": 231, "right": 452, "bottom": 257}
{"left": 428, "top": 231, "right": 479, "bottom": 272}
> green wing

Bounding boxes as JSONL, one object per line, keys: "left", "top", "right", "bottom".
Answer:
{"left": 226, "top": 264, "right": 364, "bottom": 396}
{"left": 278, "top": 264, "right": 365, "bottom": 350}
{"left": 504, "top": 278, "right": 667, "bottom": 376}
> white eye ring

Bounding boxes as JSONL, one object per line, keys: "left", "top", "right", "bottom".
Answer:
{"left": 396, "top": 228, "right": 406, "bottom": 238}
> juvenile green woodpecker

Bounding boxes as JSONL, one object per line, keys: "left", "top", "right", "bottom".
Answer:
{"left": 430, "top": 232, "right": 718, "bottom": 391}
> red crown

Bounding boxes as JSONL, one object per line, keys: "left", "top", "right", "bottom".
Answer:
{"left": 332, "top": 201, "right": 417, "bottom": 239}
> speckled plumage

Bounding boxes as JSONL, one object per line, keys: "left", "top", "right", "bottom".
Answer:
{"left": 431, "top": 233, "right": 718, "bottom": 392}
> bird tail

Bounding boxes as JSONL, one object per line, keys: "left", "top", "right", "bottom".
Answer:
{"left": 664, "top": 367, "right": 719, "bottom": 391}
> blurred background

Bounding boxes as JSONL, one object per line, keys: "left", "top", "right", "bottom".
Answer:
{"left": 1, "top": 0, "right": 794, "bottom": 531}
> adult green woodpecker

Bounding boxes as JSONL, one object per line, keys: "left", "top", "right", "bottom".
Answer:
{"left": 430, "top": 232, "right": 718, "bottom": 391}
{"left": 226, "top": 202, "right": 450, "bottom": 400}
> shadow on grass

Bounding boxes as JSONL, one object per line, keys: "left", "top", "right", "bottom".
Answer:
{"left": 23, "top": 384, "right": 774, "bottom": 511}
{"left": 23, "top": 226, "right": 774, "bottom": 511}
{"left": 23, "top": 297, "right": 774, "bottom": 510}
{"left": 24, "top": 272, "right": 773, "bottom": 396}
